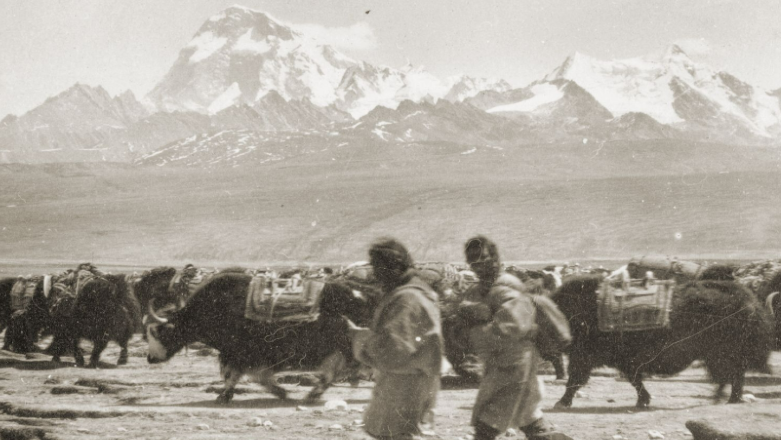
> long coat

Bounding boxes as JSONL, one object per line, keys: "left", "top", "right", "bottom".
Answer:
{"left": 353, "top": 272, "right": 444, "bottom": 438}
{"left": 460, "top": 273, "right": 544, "bottom": 432}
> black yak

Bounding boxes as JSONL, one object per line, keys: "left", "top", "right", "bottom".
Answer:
{"left": 49, "top": 274, "right": 140, "bottom": 367}
{"left": 756, "top": 271, "right": 781, "bottom": 349}
{"left": 132, "top": 266, "right": 178, "bottom": 324}
{"left": 133, "top": 266, "right": 252, "bottom": 329}
{"left": 551, "top": 275, "right": 774, "bottom": 408}
{"left": 145, "top": 272, "right": 370, "bottom": 403}
{"left": 0, "top": 277, "right": 18, "bottom": 347}
{"left": 695, "top": 263, "right": 780, "bottom": 350}
{"left": 2, "top": 275, "right": 62, "bottom": 353}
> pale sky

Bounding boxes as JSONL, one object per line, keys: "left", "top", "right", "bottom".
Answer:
{"left": 1, "top": 0, "right": 780, "bottom": 118}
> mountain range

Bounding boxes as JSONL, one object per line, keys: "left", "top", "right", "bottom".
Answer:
{"left": 1, "top": 5, "right": 780, "bottom": 166}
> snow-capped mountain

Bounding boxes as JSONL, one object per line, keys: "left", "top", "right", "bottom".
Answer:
{"left": 466, "top": 79, "right": 680, "bottom": 143}
{"left": 443, "top": 75, "right": 512, "bottom": 103}
{"left": 2, "top": 6, "right": 781, "bottom": 166}
{"left": 334, "top": 66, "right": 511, "bottom": 118}
{"left": 146, "top": 5, "right": 356, "bottom": 114}
{"left": 772, "top": 88, "right": 781, "bottom": 104}
{"left": 145, "top": 5, "right": 514, "bottom": 118}
{"left": 541, "top": 45, "right": 781, "bottom": 141}
{"left": 334, "top": 62, "right": 443, "bottom": 118}
{"left": 462, "top": 45, "right": 781, "bottom": 145}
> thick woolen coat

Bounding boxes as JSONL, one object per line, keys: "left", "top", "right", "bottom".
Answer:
{"left": 461, "top": 273, "right": 544, "bottom": 432}
{"left": 353, "top": 272, "right": 444, "bottom": 438}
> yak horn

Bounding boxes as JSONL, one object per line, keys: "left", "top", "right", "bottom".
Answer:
{"left": 147, "top": 302, "right": 169, "bottom": 324}
{"left": 767, "top": 292, "right": 779, "bottom": 317}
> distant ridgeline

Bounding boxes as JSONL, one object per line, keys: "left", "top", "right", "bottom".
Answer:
{"left": 1, "top": 6, "right": 780, "bottom": 165}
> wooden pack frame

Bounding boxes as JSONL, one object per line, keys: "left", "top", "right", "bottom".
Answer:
{"left": 245, "top": 275, "right": 317, "bottom": 322}
{"left": 597, "top": 278, "right": 675, "bottom": 332}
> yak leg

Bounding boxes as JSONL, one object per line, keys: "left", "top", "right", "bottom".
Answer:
{"left": 117, "top": 341, "right": 129, "bottom": 366}
{"left": 727, "top": 372, "right": 746, "bottom": 404}
{"left": 551, "top": 354, "right": 566, "bottom": 380}
{"left": 87, "top": 336, "right": 109, "bottom": 368}
{"left": 49, "top": 333, "right": 66, "bottom": 363}
{"left": 305, "top": 351, "right": 345, "bottom": 402}
{"left": 714, "top": 383, "right": 727, "bottom": 403}
{"left": 555, "top": 354, "right": 592, "bottom": 408}
{"left": 627, "top": 371, "right": 651, "bottom": 408}
{"left": 217, "top": 363, "right": 244, "bottom": 404}
{"left": 1, "top": 319, "right": 15, "bottom": 352}
{"left": 253, "top": 367, "right": 287, "bottom": 400}
{"left": 73, "top": 338, "right": 85, "bottom": 367}
{"left": 117, "top": 325, "right": 132, "bottom": 365}
{"left": 343, "top": 355, "right": 365, "bottom": 387}
{"left": 706, "top": 354, "right": 746, "bottom": 404}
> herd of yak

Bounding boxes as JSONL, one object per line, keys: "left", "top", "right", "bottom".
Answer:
{"left": 1, "top": 258, "right": 780, "bottom": 409}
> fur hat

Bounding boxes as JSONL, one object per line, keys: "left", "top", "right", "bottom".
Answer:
{"left": 368, "top": 237, "right": 414, "bottom": 272}
{"left": 465, "top": 235, "right": 500, "bottom": 264}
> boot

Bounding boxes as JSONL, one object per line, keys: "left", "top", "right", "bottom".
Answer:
{"left": 474, "top": 420, "right": 501, "bottom": 440}
{"left": 520, "top": 418, "right": 574, "bottom": 440}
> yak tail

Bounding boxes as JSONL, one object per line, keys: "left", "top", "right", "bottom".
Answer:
{"left": 746, "top": 304, "right": 776, "bottom": 375}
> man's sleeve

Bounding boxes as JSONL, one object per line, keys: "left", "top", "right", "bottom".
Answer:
{"left": 483, "top": 285, "right": 537, "bottom": 360}
{"left": 491, "top": 294, "right": 537, "bottom": 341}
{"left": 360, "top": 291, "right": 429, "bottom": 372}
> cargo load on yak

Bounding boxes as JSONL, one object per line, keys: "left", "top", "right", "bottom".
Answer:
{"left": 169, "top": 264, "right": 219, "bottom": 304}
{"left": 625, "top": 255, "right": 706, "bottom": 284}
{"left": 734, "top": 259, "right": 781, "bottom": 294}
{"left": 245, "top": 273, "right": 320, "bottom": 322}
{"left": 10, "top": 276, "right": 43, "bottom": 312}
{"left": 51, "top": 263, "right": 106, "bottom": 299}
{"left": 329, "top": 262, "right": 382, "bottom": 299}
{"left": 598, "top": 273, "right": 676, "bottom": 332}
{"left": 415, "top": 262, "right": 463, "bottom": 297}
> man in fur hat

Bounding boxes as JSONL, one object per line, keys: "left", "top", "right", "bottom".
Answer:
{"left": 459, "top": 236, "right": 572, "bottom": 440}
{"left": 349, "top": 237, "right": 444, "bottom": 440}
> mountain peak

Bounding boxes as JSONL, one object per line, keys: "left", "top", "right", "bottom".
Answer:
{"left": 665, "top": 44, "right": 688, "bottom": 58}
{"left": 45, "top": 83, "right": 111, "bottom": 105}
{"left": 196, "top": 4, "right": 290, "bottom": 44}
{"left": 209, "top": 4, "right": 273, "bottom": 22}
{"left": 1, "top": 113, "right": 17, "bottom": 125}
{"left": 258, "top": 89, "right": 287, "bottom": 105}
{"left": 546, "top": 51, "right": 595, "bottom": 81}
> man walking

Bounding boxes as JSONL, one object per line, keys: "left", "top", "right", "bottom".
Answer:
{"left": 458, "top": 235, "right": 572, "bottom": 440}
{"left": 349, "top": 237, "right": 444, "bottom": 440}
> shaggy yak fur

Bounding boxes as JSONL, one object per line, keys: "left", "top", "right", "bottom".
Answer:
{"left": 133, "top": 266, "right": 252, "bottom": 330}
{"left": 0, "top": 277, "right": 17, "bottom": 347}
{"left": 49, "top": 274, "right": 140, "bottom": 367}
{"left": 757, "top": 271, "right": 781, "bottom": 349}
{"left": 552, "top": 275, "right": 774, "bottom": 408}
{"left": 2, "top": 276, "right": 58, "bottom": 353}
{"left": 696, "top": 264, "right": 780, "bottom": 350}
{"left": 145, "top": 273, "right": 371, "bottom": 403}
{"left": 697, "top": 264, "right": 737, "bottom": 282}
{"left": 132, "top": 266, "right": 178, "bottom": 324}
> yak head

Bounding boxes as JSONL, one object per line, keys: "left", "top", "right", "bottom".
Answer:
{"left": 319, "top": 281, "right": 376, "bottom": 327}
{"left": 145, "top": 305, "right": 186, "bottom": 364}
{"left": 550, "top": 275, "right": 602, "bottom": 337}
{"left": 134, "top": 267, "right": 177, "bottom": 314}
